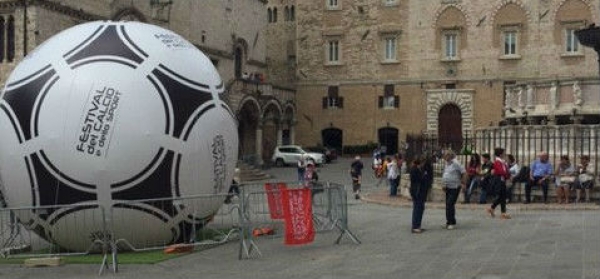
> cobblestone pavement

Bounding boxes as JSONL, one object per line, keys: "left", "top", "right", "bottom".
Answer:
{"left": 1, "top": 157, "right": 599, "bottom": 279}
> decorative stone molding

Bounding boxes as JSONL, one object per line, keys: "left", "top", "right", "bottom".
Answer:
{"left": 426, "top": 89, "right": 474, "bottom": 134}
{"left": 432, "top": 3, "right": 473, "bottom": 28}
{"left": 490, "top": 0, "right": 532, "bottom": 25}
{"left": 552, "top": 0, "right": 597, "bottom": 24}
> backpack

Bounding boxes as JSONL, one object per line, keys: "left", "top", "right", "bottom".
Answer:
{"left": 513, "top": 165, "right": 530, "bottom": 183}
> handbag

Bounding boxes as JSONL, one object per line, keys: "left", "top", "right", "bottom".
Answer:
{"left": 560, "top": 176, "right": 576, "bottom": 183}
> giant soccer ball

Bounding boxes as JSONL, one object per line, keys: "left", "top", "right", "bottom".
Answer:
{"left": 0, "top": 21, "right": 238, "bottom": 251}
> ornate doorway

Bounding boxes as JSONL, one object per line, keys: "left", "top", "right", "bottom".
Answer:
{"left": 438, "top": 104, "right": 462, "bottom": 151}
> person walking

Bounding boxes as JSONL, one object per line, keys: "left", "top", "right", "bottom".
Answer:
{"left": 525, "top": 151, "right": 553, "bottom": 204}
{"left": 441, "top": 150, "right": 466, "bottom": 230}
{"left": 463, "top": 153, "right": 481, "bottom": 204}
{"left": 486, "top": 147, "right": 511, "bottom": 219}
{"left": 410, "top": 158, "right": 428, "bottom": 233}
{"left": 387, "top": 156, "right": 400, "bottom": 196}
{"left": 350, "top": 155, "right": 364, "bottom": 199}
{"left": 297, "top": 155, "right": 307, "bottom": 184}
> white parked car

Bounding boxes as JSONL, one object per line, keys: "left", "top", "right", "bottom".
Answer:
{"left": 272, "top": 145, "right": 325, "bottom": 167}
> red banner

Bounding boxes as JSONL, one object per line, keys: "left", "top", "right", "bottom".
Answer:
{"left": 265, "top": 183, "right": 287, "bottom": 219}
{"left": 282, "top": 188, "right": 315, "bottom": 245}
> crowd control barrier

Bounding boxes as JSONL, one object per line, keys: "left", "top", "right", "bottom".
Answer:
{"left": 0, "top": 181, "right": 360, "bottom": 274}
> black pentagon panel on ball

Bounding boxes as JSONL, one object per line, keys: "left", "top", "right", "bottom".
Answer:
{"left": 150, "top": 65, "right": 213, "bottom": 139}
{"left": 111, "top": 149, "right": 176, "bottom": 210}
{"left": 29, "top": 153, "right": 97, "bottom": 208}
{"left": 64, "top": 25, "right": 145, "bottom": 69}
{"left": 2, "top": 67, "right": 58, "bottom": 142}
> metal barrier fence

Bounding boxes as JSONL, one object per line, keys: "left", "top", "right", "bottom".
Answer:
{"left": 237, "top": 181, "right": 360, "bottom": 259}
{"left": 0, "top": 181, "right": 360, "bottom": 273}
{"left": 0, "top": 194, "right": 241, "bottom": 275}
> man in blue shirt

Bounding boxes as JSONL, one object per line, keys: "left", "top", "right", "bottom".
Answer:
{"left": 525, "top": 151, "right": 553, "bottom": 204}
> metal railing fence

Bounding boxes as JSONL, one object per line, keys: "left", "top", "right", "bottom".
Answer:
{"left": 0, "top": 181, "right": 360, "bottom": 274}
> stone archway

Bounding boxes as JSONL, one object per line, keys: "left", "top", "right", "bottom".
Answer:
{"left": 261, "top": 102, "right": 282, "bottom": 164}
{"left": 237, "top": 99, "right": 260, "bottom": 163}
{"left": 426, "top": 89, "right": 474, "bottom": 137}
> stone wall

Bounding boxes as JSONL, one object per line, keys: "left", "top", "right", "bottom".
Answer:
{"left": 293, "top": 0, "right": 600, "bottom": 148}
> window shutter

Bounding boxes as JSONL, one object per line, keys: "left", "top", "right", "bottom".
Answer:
{"left": 322, "top": 97, "right": 328, "bottom": 109}
{"left": 394, "top": 95, "right": 399, "bottom": 108}
{"left": 378, "top": 96, "right": 384, "bottom": 108}
{"left": 338, "top": 97, "right": 344, "bottom": 108}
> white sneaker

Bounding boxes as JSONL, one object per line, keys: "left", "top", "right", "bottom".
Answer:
{"left": 446, "top": 225, "right": 456, "bottom": 230}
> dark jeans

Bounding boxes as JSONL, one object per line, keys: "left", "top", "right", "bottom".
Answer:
{"left": 389, "top": 177, "right": 399, "bottom": 196}
{"left": 506, "top": 183, "right": 514, "bottom": 203}
{"left": 491, "top": 177, "right": 507, "bottom": 213}
{"left": 445, "top": 188, "right": 460, "bottom": 225}
{"left": 352, "top": 176, "right": 361, "bottom": 193}
{"left": 411, "top": 183, "right": 428, "bottom": 229}
{"left": 464, "top": 175, "right": 476, "bottom": 203}
{"left": 525, "top": 176, "right": 549, "bottom": 202}
{"left": 298, "top": 168, "right": 306, "bottom": 183}
{"left": 412, "top": 197, "right": 426, "bottom": 229}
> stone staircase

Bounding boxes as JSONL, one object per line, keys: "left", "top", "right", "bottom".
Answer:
{"left": 237, "top": 161, "right": 271, "bottom": 182}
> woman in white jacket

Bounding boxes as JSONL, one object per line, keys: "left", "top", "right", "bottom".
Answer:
{"left": 386, "top": 156, "right": 400, "bottom": 196}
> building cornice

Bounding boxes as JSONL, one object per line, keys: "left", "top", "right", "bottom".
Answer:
{"left": 30, "top": 0, "right": 105, "bottom": 21}
{"left": 294, "top": 76, "right": 600, "bottom": 87}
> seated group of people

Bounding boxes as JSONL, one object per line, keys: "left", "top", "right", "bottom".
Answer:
{"left": 464, "top": 152, "right": 596, "bottom": 204}
{"left": 546, "top": 154, "right": 595, "bottom": 204}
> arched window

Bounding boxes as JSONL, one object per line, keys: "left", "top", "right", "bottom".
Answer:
{"left": 273, "top": 8, "right": 278, "bottom": 23}
{"left": 284, "top": 6, "right": 289, "bottom": 21}
{"left": 267, "top": 8, "right": 272, "bottom": 23}
{"left": 7, "top": 15, "right": 14, "bottom": 62}
{"left": 234, "top": 46, "right": 243, "bottom": 78}
{"left": 290, "top": 6, "right": 295, "bottom": 21}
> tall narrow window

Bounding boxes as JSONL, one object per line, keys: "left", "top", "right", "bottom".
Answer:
{"left": 503, "top": 31, "right": 517, "bottom": 56}
{"left": 444, "top": 33, "right": 457, "bottom": 59}
{"left": 384, "top": 37, "right": 396, "bottom": 61}
{"left": 0, "top": 17, "right": 5, "bottom": 62}
{"left": 234, "top": 47, "right": 243, "bottom": 78}
{"left": 7, "top": 15, "right": 14, "bottom": 62}
{"left": 566, "top": 28, "right": 579, "bottom": 54}
{"left": 273, "top": 8, "right": 278, "bottom": 23}
{"left": 284, "top": 6, "right": 290, "bottom": 21}
{"left": 267, "top": 8, "right": 272, "bottom": 23}
{"left": 327, "top": 40, "right": 339, "bottom": 63}
{"left": 290, "top": 6, "right": 295, "bottom": 21}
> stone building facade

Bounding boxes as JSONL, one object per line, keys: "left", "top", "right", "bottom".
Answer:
{"left": 280, "top": 0, "right": 600, "bottom": 154}
{"left": 0, "top": 0, "right": 296, "bottom": 166}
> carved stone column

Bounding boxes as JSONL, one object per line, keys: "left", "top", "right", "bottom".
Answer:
{"left": 255, "top": 123, "right": 264, "bottom": 166}
{"left": 277, "top": 121, "right": 283, "bottom": 146}
{"left": 289, "top": 119, "right": 297, "bottom": 145}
